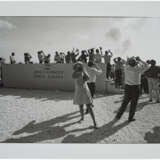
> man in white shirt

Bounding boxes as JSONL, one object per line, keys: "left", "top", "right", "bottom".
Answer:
{"left": 87, "top": 61, "right": 102, "bottom": 97}
{"left": 95, "top": 49, "right": 102, "bottom": 64}
{"left": 85, "top": 61, "right": 102, "bottom": 114}
{"left": 115, "top": 57, "right": 149, "bottom": 122}
{"left": 10, "top": 52, "right": 16, "bottom": 64}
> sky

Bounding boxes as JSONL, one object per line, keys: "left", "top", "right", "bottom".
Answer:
{"left": 0, "top": 16, "right": 160, "bottom": 64}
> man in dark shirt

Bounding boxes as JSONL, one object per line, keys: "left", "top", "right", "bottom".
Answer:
{"left": 145, "top": 60, "right": 160, "bottom": 103}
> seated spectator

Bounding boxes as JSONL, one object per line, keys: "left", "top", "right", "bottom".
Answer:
{"left": 10, "top": 52, "right": 16, "bottom": 64}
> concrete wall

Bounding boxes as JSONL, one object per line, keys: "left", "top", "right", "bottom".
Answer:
{"left": 2, "top": 63, "right": 106, "bottom": 93}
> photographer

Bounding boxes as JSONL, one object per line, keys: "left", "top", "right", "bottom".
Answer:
{"left": 115, "top": 56, "right": 149, "bottom": 122}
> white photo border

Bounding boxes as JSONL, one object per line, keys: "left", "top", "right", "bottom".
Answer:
{"left": 0, "top": 1, "right": 160, "bottom": 158}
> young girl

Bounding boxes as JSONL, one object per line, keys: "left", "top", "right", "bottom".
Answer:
{"left": 72, "top": 61, "right": 97, "bottom": 129}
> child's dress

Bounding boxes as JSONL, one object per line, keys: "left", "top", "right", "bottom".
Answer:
{"left": 73, "top": 72, "right": 92, "bottom": 105}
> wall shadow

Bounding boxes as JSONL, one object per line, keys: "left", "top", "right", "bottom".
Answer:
{"left": 144, "top": 127, "right": 160, "bottom": 143}
{"left": 0, "top": 88, "right": 73, "bottom": 102}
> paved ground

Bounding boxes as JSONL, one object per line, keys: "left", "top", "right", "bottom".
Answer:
{"left": 0, "top": 88, "right": 160, "bottom": 143}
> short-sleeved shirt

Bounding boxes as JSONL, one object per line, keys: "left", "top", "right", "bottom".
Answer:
{"left": 87, "top": 67, "right": 102, "bottom": 83}
{"left": 124, "top": 65, "right": 149, "bottom": 85}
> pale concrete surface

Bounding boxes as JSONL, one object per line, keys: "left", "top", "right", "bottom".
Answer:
{"left": 0, "top": 88, "right": 159, "bottom": 143}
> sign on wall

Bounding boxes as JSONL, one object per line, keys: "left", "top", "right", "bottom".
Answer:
{"left": 2, "top": 63, "right": 106, "bottom": 93}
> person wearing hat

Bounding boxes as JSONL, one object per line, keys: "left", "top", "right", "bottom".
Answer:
{"left": 72, "top": 61, "right": 97, "bottom": 129}
{"left": 145, "top": 59, "right": 160, "bottom": 103}
{"left": 115, "top": 57, "right": 149, "bottom": 122}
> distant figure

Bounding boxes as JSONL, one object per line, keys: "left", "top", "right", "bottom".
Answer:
{"left": 114, "top": 57, "right": 125, "bottom": 88}
{"left": 115, "top": 57, "right": 149, "bottom": 122}
{"left": 140, "top": 74, "right": 149, "bottom": 95}
{"left": 95, "top": 49, "right": 102, "bottom": 64}
{"left": 44, "top": 54, "right": 51, "bottom": 64}
{"left": 78, "top": 50, "right": 88, "bottom": 63}
{"left": 10, "top": 52, "right": 16, "bottom": 64}
{"left": 24, "top": 53, "right": 32, "bottom": 64}
{"left": 54, "top": 52, "right": 61, "bottom": 63}
{"left": 70, "top": 48, "right": 79, "bottom": 63}
{"left": 59, "top": 52, "right": 65, "bottom": 63}
{"left": 37, "top": 51, "right": 45, "bottom": 64}
{"left": 103, "top": 50, "right": 113, "bottom": 79}
{"left": 65, "top": 51, "right": 71, "bottom": 64}
{"left": 72, "top": 61, "right": 97, "bottom": 129}
{"left": 145, "top": 60, "right": 160, "bottom": 103}
{"left": 88, "top": 48, "right": 95, "bottom": 62}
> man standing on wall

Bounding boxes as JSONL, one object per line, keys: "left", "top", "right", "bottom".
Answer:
{"left": 115, "top": 57, "right": 149, "bottom": 122}
{"left": 10, "top": 52, "right": 16, "bottom": 64}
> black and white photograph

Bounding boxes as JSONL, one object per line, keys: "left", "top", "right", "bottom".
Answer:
{"left": 0, "top": 14, "right": 160, "bottom": 144}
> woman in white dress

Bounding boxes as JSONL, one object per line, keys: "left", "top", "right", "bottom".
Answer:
{"left": 72, "top": 62, "right": 97, "bottom": 129}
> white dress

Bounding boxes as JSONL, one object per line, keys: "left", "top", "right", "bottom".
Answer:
{"left": 73, "top": 72, "right": 92, "bottom": 105}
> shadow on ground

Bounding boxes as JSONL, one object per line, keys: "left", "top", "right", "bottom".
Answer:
{"left": 62, "top": 119, "right": 129, "bottom": 143}
{"left": 114, "top": 101, "right": 149, "bottom": 114}
{"left": 0, "top": 88, "right": 73, "bottom": 101}
{"left": 144, "top": 127, "right": 160, "bottom": 143}
{"left": 1, "top": 111, "right": 88, "bottom": 143}
{"left": 1, "top": 111, "right": 129, "bottom": 143}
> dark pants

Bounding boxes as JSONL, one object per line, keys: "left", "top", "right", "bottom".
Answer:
{"left": 87, "top": 82, "right": 96, "bottom": 98}
{"left": 115, "top": 69, "right": 122, "bottom": 88}
{"left": 140, "top": 77, "right": 149, "bottom": 94}
{"left": 116, "top": 84, "right": 140, "bottom": 120}
{"left": 106, "top": 63, "right": 111, "bottom": 79}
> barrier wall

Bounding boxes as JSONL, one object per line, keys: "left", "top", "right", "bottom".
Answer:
{"left": 2, "top": 63, "right": 106, "bottom": 93}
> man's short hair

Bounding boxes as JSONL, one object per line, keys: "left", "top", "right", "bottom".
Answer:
{"left": 150, "top": 59, "right": 156, "bottom": 66}
{"left": 88, "top": 61, "right": 94, "bottom": 67}
{"left": 128, "top": 58, "right": 137, "bottom": 67}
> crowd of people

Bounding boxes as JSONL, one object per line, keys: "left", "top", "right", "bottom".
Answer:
{"left": 72, "top": 56, "right": 160, "bottom": 128}
{"left": 1, "top": 47, "right": 160, "bottom": 129}
{"left": 8, "top": 47, "right": 114, "bottom": 79}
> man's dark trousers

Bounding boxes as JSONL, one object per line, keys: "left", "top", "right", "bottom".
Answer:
{"left": 116, "top": 84, "right": 140, "bottom": 121}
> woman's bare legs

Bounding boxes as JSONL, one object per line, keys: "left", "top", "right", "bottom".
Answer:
{"left": 79, "top": 105, "right": 84, "bottom": 121}
{"left": 86, "top": 104, "right": 97, "bottom": 129}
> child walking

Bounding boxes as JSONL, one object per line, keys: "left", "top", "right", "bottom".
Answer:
{"left": 72, "top": 61, "right": 97, "bottom": 129}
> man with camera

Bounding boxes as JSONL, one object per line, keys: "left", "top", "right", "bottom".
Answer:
{"left": 115, "top": 56, "right": 149, "bottom": 122}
